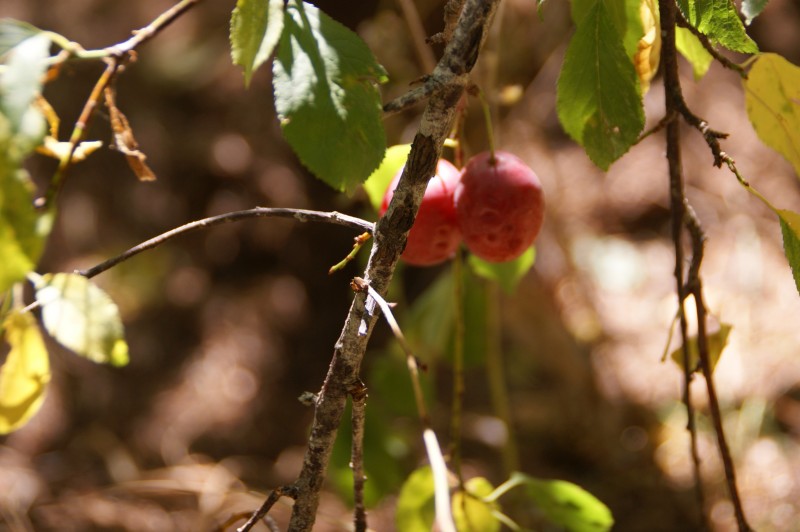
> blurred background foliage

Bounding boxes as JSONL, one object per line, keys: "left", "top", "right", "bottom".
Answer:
{"left": 1, "top": 0, "right": 800, "bottom": 530}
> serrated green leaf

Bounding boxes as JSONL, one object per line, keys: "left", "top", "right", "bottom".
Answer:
{"left": 0, "top": 311, "right": 50, "bottom": 434}
{"left": 0, "top": 33, "right": 49, "bottom": 138}
{"left": 557, "top": 0, "right": 644, "bottom": 170}
{"left": 777, "top": 209, "right": 800, "bottom": 296}
{"left": 273, "top": 0, "right": 387, "bottom": 193}
{"left": 571, "top": 0, "right": 643, "bottom": 60}
{"left": 676, "top": 26, "right": 713, "bottom": 80}
{"left": 468, "top": 247, "right": 535, "bottom": 295}
{"left": 742, "top": 0, "right": 769, "bottom": 25}
{"left": 363, "top": 144, "right": 411, "bottom": 211}
{"left": 670, "top": 322, "right": 733, "bottom": 374}
{"left": 0, "top": 19, "right": 44, "bottom": 60}
{"left": 230, "top": 0, "right": 284, "bottom": 86}
{"left": 396, "top": 466, "right": 436, "bottom": 532}
{"left": 453, "top": 478, "right": 501, "bottom": 532}
{"left": 509, "top": 473, "right": 613, "bottom": 532}
{"left": 33, "top": 273, "right": 129, "bottom": 366}
{"left": 677, "top": 0, "right": 758, "bottom": 54}
{"left": 743, "top": 53, "right": 800, "bottom": 178}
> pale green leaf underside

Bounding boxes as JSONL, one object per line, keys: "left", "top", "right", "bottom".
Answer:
{"left": 468, "top": 247, "right": 535, "bottom": 295}
{"left": 512, "top": 472, "right": 614, "bottom": 531}
{"left": 273, "top": 0, "right": 387, "bottom": 193}
{"left": 742, "top": 0, "right": 769, "bottom": 25}
{"left": 396, "top": 466, "right": 436, "bottom": 532}
{"left": 678, "top": 0, "right": 758, "bottom": 54}
{"left": 676, "top": 26, "right": 713, "bottom": 80}
{"left": 230, "top": 0, "right": 284, "bottom": 86}
{"left": 777, "top": 209, "right": 800, "bottom": 296}
{"left": 0, "top": 311, "right": 50, "bottom": 434}
{"left": 0, "top": 18, "right": 43, "bottom": 60}
{"left": 363, "top": 144, "right": 411, "bottom": 212}
{"left": 557, "top": 0, "right": 644, "bottom": 170}
{"left": 33, "top": 273, "right": 129, "bottom": 366}
{"left": 744, "top": 53, "right": 800, "bottom": 178}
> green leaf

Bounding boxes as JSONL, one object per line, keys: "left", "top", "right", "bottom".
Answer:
{"left": 0, "top": 311, "right": 50, "bottom": 434}
{"left": 453, "top": 478, "right": 501, "bottom": 532}
{"left": 0, "top": 32, "right": 49, "bottom": 139}
{"left": 0, "top": 19, "right": 44, "bottom": 60}
{"left": 363, "top": 144, "right": 411, "bottom": 211}
{"left": 230, "top": 0, "right": 284, "bottom": 86}
{"left": 33, "top": 273, "right": 129, "bottom": 366}
{"left": 405, "top": 270, "right": 456, "bottom": 363}
{"left": 0, "top": 118, "right": 47, "bottom": 293}
{"left": 777, "top": 209, "right": 800, "bottom": 296}
{"left": 676, "top": 26, "right": 713, "bottom": 80}
{"left": 744, "top": 53, "right": 800, "bottom": 178}
{"left": 742, "top": 0, "right": 769, "bottom": 25}
{"left": 669, "top": 322, "right": 733, "bottom": 374}
{"left": 677, "top": 0, "right": 758, "bottom": 54}
{"left": 501, "top": 473, "right": 614, "bottom": 532}
{"left": 396, "top": 466, "right": 436, "bottom": 532}
{"left": 273, "top": 0, "right": 387, "bottom": 193}
{"left": 557, "top": 0, "right": 644, "bottom": 170}
{"left": 468, "top": 247, "right": 535, "bottom": 295}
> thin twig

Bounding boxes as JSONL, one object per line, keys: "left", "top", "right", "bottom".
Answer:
{"left": 449, "top": 251, "right": 466, "bottom": 488}
{"left": 350, "top": 278, "right": 455, "bottom": 532}
{"left": 396, "top": 0, "right": 437, "bottom": 73}
{"left": 658, "top": 0, "right": 709, "bottom": 526}
{"left": 36, "top": 0, "right": 203, "bottom": 209}
{"left": 633, "top": 113, "right": 676, "bottom": 146}
{"left": 684, "top": 207, "right": 753, "bottom": 532}
{"left": 383, "top": 82, "right": 437, "bottom": 116}
{"left": 350, "top": 381, "right": 369, "bottom": 532}
{"left": 237, "top": 485, "right": 297, "bottom": 532}
{"left": 76, "top": 208, "right": 374, "bottom": 278}
{"left": 675, "top": 11, "right": 747, "bottom": 79}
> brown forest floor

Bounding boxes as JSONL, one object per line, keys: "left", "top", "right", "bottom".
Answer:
{"left": 1, "top": 0, "right": 800, "bottom": 531}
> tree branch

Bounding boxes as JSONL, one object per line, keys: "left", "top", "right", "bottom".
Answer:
{"left": 281, "top": 2, "right": 499, "bottom": 529}
{"left": 658, "top": 0, "right": 709, "bottom": 526}
{"left": 674, "top": 10, "right": 747, "bottom": 78}
{"left": 75, "top": 208, "right": 373, "bottom": 279}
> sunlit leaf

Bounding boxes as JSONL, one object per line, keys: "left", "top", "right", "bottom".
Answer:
{"left": 273, "top": 0, "right": 387, "bottom": 192}
{"left": 396, "top": 466, "right": 436, "bottom": 532}
{"left": 677, "top": 0, "right": 758, "bottom": 54}
{"left": 230, "top": 0, "right": 285, "bottom": 86}
{"left": 36, "top": 137, "right": 102, "bottom": 163}
{"left": 363, "top": 144, "right": 411, "bottom": 212}
{"left": 669, "top": 322, "right": 733, "bottom": 374}
{"left": 494, "top": 472, "right": 613, "bottom": 532}
{"left": 744, "top": 53, "right": 800, "bottom": 178}
{"left": 0, "top": 32, "right": 49, "bottom": 143}
{"left": 676, "top": 26, "right": 713, "bottom": 80}
{"left": 0, "top": 19, "right": 43, "bottom": 60}
{"left": 0, "top": 311, "right": 50, "bottom": 434}
{"left": 33, "top": 273, "right": 129, "bottom": 366}
{"left": 557, "top": 0, "right": 644, "bottom": 170}
{"left": 742, "top": 0, "right": 769, "bottom": 25}
{"left": 453, "top": 477, "right": 501, "bottom": 532}
{"left": 777, "top": 209, "right": 800, "bottom": 296}
{"left": 467, "top": 247, "right": 535, "bottom": 295}
{"left": 634, "top": 0, "right": 660, "bottom": 94}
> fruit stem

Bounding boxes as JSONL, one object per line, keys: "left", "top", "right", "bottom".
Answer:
{"left": 449, "top": 248, "right": 466, "bottom": 490}
{"left": 475, "top": 86, "right": 497, "bottom": 164}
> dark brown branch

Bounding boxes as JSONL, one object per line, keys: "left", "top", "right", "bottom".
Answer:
{"left": 633, "top": 113, "right": 676, "bottom": 146}
{"left": 675, "top": 10, "right": 747, "bottom": 78}
{"left": 280, "top": 5, "right": 499, "bottom": 528}
{"left": 383, "top": 82, "right": 436, "bottom": 116}
{"left": 236, "top": 485, "right": 297, "bottom": 532}
{"left": 684, "top": 207, "right": 753, "bottom": 532}
{"left": 658, "top": 0, "right": 709, "bottom": 526}
{"left": 350, "top": 382, "right": 368, "bottom": 532}
{"left": 75, "top": 208, "right": 374, "bottom": 278}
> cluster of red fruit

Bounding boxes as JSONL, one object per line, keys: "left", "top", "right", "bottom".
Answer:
{"left": 380, "top": 151, "right": 545, "bottom": 266}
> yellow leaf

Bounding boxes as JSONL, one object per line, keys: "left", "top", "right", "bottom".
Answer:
{"left": 36, "top": 137, "right": 103, "bottom": 162}
{"left": 634, "top": 0, "right": 661, "bottom": 94}
{"left": 670, "top": 322, "right": 732, "bottom": 375}
{"left": 0, "top": 312, "right": 50, "bottom": 434}
{"left": 744, "top": 53, "right": 800, "bottom": 178}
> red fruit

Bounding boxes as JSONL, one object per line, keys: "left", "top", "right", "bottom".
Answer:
{"left": 454, "top": 151, "right": 544, "bottom": 263}
{"left": 381, "top": 159, "right": 462, "bottom": 266}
